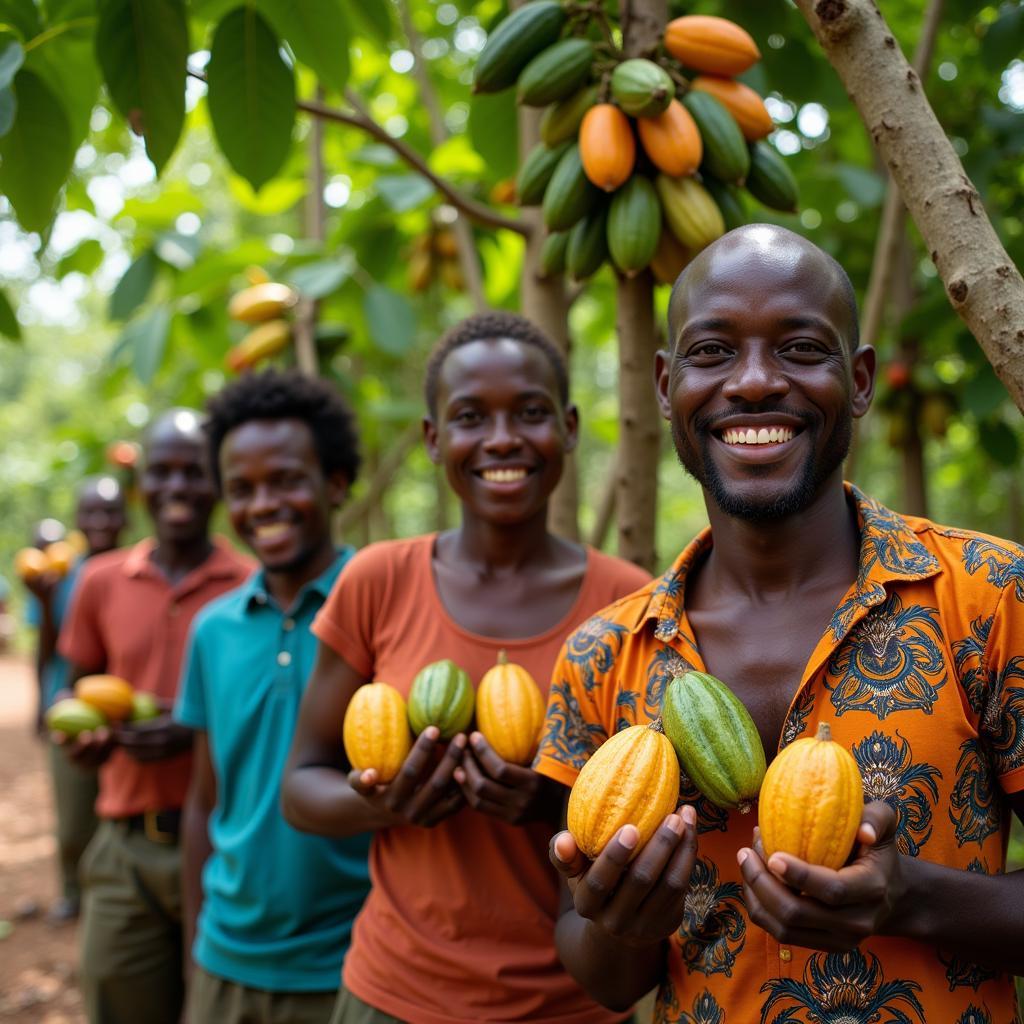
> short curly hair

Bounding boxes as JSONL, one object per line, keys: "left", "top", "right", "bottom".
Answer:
{"left": 423, "top": 311, "right": 569, "bottom": 418}
{"left": 205, "top": 369, "right": 361, "bottom": 492}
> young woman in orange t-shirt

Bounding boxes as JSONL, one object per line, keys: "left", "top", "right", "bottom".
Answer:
{"left": 283, "top": 312, "right": 650, "bottom": 1024}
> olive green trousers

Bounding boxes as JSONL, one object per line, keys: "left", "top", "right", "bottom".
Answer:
{"left": 47, "top": 742, "right": 98, "bottom": 904}
{"left": 79, "top": 819, "right": 184, "bottom": 1024}
{"left": 187, "top": 965, "right": 338, "bottom": 1024}
{"left": 330, "top": 988, "right": 408, "bottom": 1024}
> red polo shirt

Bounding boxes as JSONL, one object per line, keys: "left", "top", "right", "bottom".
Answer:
{"left": 60, "top": 537, "right": 253, "bottom": 819}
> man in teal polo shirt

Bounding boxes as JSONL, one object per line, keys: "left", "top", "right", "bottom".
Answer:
{"left": 176, "top": 369, "right": 370, "bottom": 1024}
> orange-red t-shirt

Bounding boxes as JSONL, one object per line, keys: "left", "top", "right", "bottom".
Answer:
{"left": 536, "top": 487, "right": 1024, "bottom": 1024}
{"left": 59, "top": 538, "right": 253, "bottom": 819}
{"left": 312, "top": 534, "right": 651, "bottom": 1024}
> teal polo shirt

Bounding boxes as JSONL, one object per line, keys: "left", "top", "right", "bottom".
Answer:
{"left": 175, "top": 548, "right": 371, "bottom": 993}
{"left": 26, "top": 559, "right": 82, "bottom": 707}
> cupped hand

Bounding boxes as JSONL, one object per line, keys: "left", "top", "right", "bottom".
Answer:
{"left": 114, "top": 714, "right": 193, "bottom": 762}
{"left": 738, "top": 800, "right": 905, "bottom": 952}
{"left": 349, "top": 727, "right": 467, "bottom": 828}
{"left": 549, "top": 806, "right": 699, "bottom": 948}
{"left": 53, "top": 726, "right": 117, "bottom": 768}
{"left": 453, "top": 732, "right": 557, "bottom": 825}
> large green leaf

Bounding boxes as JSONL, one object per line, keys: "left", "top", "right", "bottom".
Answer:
{"left": 0, "top": 70, "right": 72, "bottom": 233}
{"left": 289, "top": 255, "right": 354, "bottom": 298}
{"left": 56, "top": 238, "right": 104, "bottom": 279}
{"left": 0, "top": 39, "right": 22, "bottom": 89}
{"left": 468, "top": 90, "right": 518, "bottom": 180}
{"left": 363, "top": 283, "right": 415, "bottom": 357}
{"left": 981, "top": 4, "right": 1024, "bottom": 69}
{"left": 0, "top": 1, "right": 41, "bottom": 39}
{"left": 0, "top": 287, "right": 21, "bottom": 341}
{"left": 206, "top": 7, "right": 295, "bottom": 191}
{"left": 376, "top": 174, "right": 434, "bottom": 212}
{"left": 338, "top": 0, "right": 393, "bottom": 45}
{"left": 95, "top": 0, "right": 187, "bottom": 173}
{"left": 254, "top": 0, "right": 350, "bottom": 94}
{"left": 978, "top": 418, "right": 1020, "bottom": 467}
{"left": 963, "top": 363, "right": 1010, "bottom": 420}
{"left": 122, "top": 306, "right": 172, "bottom": 383}
{"left": 109, "top": 249, "right": 158, "bottom": 321}
{"left": 0, "top": 85, "right": 13, "bottom": 135}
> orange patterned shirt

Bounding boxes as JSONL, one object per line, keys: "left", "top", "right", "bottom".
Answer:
{"left": 535, "top": 487, "right": 1024, "bottom": 1024}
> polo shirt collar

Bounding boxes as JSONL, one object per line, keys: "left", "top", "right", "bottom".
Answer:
{"left": 243, "top": 545, "right": 355, "bottom": 612}
{"left": 638, "top": 484, "right": 942, "bottom": 642}
{"left": 121, "top": 535, "right": 247, "bottom": 585}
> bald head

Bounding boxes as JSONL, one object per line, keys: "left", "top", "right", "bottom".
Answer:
{"left": 668, "top": 225, "right": 859, "bottom": 352}
{"left": 145, "top": 408, "right": 206, "bottom": 451}
{"left": 78, "top": 474, "right": 123, "bottom": 504}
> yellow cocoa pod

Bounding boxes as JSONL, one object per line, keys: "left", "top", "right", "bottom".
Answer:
{"left": 75, "top": 675, "right": 135, "bottom": 722}
{"left": 225, "top": 320, "right": 292, "bottom": 373}
{"left": 343, "top": 682, "right": 413, "bottom": 783}
{"left": 14, "top": 547, "right": 50, "bottom": 581}
{"left": 759, "top": 722, "right": 864, "bottom": 870}
{"left": 228, "top": 282, "right": 297, "bottom": 323}
{"left": 476, "top": 651, "right": 546, "bottom": 765}
{"left": 45, "top": 540, "right": 77, "bottom": 577}
{"left": 568, "top": 719, "right": 680, "bottom": 860}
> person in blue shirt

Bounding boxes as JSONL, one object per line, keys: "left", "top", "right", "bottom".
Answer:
{"left": 175, "top": 368, "right": 371, "bottom": 1024}
{"left": 24, "top": 480, "right": 127, "bottom": 924}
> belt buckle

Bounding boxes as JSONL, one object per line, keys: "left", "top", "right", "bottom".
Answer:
{"left": 143, "top": 810, "right": 175, "bottom": 845}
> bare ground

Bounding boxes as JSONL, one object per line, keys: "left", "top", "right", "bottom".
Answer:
{"left": 0, "top": 655, "right": 83, "bottom": 1022}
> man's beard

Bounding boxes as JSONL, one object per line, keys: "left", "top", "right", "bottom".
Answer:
{"left": 671, "top": 411, "right": 852, "bottom": 523}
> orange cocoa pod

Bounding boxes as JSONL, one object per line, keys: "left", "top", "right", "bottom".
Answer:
{"left": 45, "top": 541, "right": 76, "bottom": 577}
{"left": 664, "top": 15, "right": 760, "bottom": 76}
{"left": 759, "top": 722, "right": 864, "bottom": 870}
{"left": 14, "top": 547, "right": 50, "bottom": 581}
{"left": 579, "top": 104, "right": 636, "bottom": 192}
{"left": 75, "top": 675, "right": 136, "bottom": 722}
{"left": 637, "top": 99, "right": 703, "bottom": 177}
{"left": 343, "top": 682, "right": 413, "bottom": 783}
{"left": 690, "top": 76, "right": 773, "bottom": 141}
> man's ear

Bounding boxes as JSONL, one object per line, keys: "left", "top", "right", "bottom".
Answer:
{"left": 423, "top": 416, "right": 441, "bottom": 464}
{"left": 851, "top": 345, "right": 876, "bottom": 419}
{"left": 563, "top": 403, "right": 579, "bottom": 453}
{"left": 326, "top": 471, "right": 349, "bottom": 507}
{"left": 654, "top": 348, "right": 673, "bottom": 421}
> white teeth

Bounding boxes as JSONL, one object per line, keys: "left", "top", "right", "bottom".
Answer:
{"left": 482, "top": 468, "right": 528, "bottom": 482}
{"left": 254, "top": 523, "right": 289, "bottom": 539}
{"left": 722, "top": 427, "right": 795, "bottom": 446}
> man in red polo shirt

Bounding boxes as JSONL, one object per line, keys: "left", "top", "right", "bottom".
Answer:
{"left": 58, "top": 408, "right": 252, "bottom": 1024}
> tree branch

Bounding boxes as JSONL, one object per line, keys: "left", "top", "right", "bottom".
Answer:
{"left": 795, "top": 0, "right": 1024, "bottom": 413}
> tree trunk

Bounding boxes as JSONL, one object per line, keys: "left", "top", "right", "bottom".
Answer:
{"left": 795, "top": 0, "right": 1024, "bottom": 413}
{"left": 518, "top": 104, "right": 580, "bottom": 542}
{"left": 613, "top": 0, "right": 667, "bottom": 573}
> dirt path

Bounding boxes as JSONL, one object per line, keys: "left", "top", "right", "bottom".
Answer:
{"left": 0, "top": 655, "right": 83, "bottom": 1022}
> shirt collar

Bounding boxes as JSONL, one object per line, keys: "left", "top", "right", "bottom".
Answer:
{"left": 637, "top": 484, "right": 942, "bottom": 640}
{"left": 121, "top": 535, "right": 245, "bottom": 583}
{"left": 243, "top": 545, "right": 356, "bottom": 612}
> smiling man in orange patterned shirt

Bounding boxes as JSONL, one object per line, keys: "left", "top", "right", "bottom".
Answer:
{"left": 535, "top": 225, "right": 1024, "bottom": 1024}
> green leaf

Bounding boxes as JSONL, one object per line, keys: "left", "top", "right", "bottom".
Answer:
{"left": 963, "top": 363, "right": 1009, "bottom": 419}
{"left": 0, "top": 287, "right": 21, "bottom": 340}
{"left": 122, "top": 306, "right": 172, "bottom": 383}
{"left": 468, "top": 90, "right": 518, "bottom": 180}
{"left": 289, "top": 254, "right": 354, "bottom": 298}
{"left": 95, "top": 0, "right": 187, "bottom": 173}
{"left": 834, "top": 164, "right": 885, "bottom": 208}
{"left": 339, "top": 0, "right": 392, "bottom": 44}
{"left": 155, "top": 230, "right": 200, "bottom": 269}
{"left": 363, "top": 283, "right": 415, "bottom": 357}
{"left": 376, "top": 174, "right": 434, "bottom": 212}
{"left": 0, "top": 39, "right": 22, "bottom": 89}
{"left": 0, "top": 85, "right": 13, "bottom": 135}
{"left": 0, "top": 70, "right": 72, "bottom": 233}
{"left": 0, "top": 1, "right": 41, "bottom": 39}
{"left": 981, "top": 4, "right": 1024, "bottom": 70}
{"left": 206, "top": 7, "right": 296, "bottom": 191}
{"left": 978, "top": 418, "right": 1020, "bottom": 467}
{"left": 109, "top": 250, "right": 159, "bottom": 321}
{"left": 56, "top": 238, "right": 104, "bottom": 278}
{"left": 254, "top": 0, "right": 350, "bottom": 94}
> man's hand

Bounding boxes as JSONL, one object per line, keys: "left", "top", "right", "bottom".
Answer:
{"left": 23, "top": 570, "right": 60, "bottom": 605}
{"left": 453, "top": 732, "right": 558, "bottom": 825}
{"left": 550, "top": 806, "right": 698, "bottom": 948}
{"left": 115, "top": 714, "right": 194, "bottom": 763}
{"left": 738, "top": 801, "right": 905, "bottom": 952}
{"left": 349, "top": 727, "right": 466, "bottom": 828}
{"left": 53, "top": 726, "right": 117, "bottom": 768}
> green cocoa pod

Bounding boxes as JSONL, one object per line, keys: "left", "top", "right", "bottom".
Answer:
{"left": 655, "top": 174, "right": 725, "bottom": 251}
{"left": 517, "top": 38, "right": 594, "bottom": 107}
{"left": 516, "top": 140, "right": 572, "bottom": 206}
{"left": 745, "top": 140, "right": 799, "bottom": 212}
{"left": 541, "top": 83, "right": 599, "bottom": 147}
{"left": 566, "top": 203, "right": 609, "bottom": 280}
{"left": 542, "top": 142, "right": 601, "bottom": 231}
{"left": 683, "top": 90, "right": 749, "bottom": 185}
{"left": 662, "top": 671, "right": 767, "bottom": 813}
{"left": 610, "top": 58, "right": 673, "bottom": 117}
{"left": 607, "top": 175, "right": 661, "bottom": 277}
{"left": 45, "top": 697, "right": 106, "bottom": 737}
{"left": 539, "top": 230, "right": 570, "bottom": 276}
{"left": 703, "top": 177, "right": 746, "bottom": 232}
{"left": 408, "top": 660, "right": 474, "bottom": 740}
{"left": 474, "top": 1, "right": 568, "bottom": 94}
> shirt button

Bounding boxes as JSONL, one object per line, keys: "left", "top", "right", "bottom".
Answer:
{"left": 277, "top": 651, "right": 292, "bottom": 667}
{"left": 779, "top": 948, "right": 792, "bottom": 963}
{"left": 282, "top": 618, "right": 295, "bottom": 632}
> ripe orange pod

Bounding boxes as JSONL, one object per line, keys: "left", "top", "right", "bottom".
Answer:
{"left": 664, "top": 15, "right": 761, "bottom": 76}
{"left": 44, "top": 540, "right": 76, "bottom": 577}
{"left": 690, "top": 76, "right": 773, "bottom": 141}
{"left": 637, "top": 99, "right": 703, "bottom": 177}
{"left": 579, "top": 104, "right": 636, "bottom": 192}
{"left": 75, "top": 675, "right": 136, "bottom": 722}
{"left": 14, "top": 547, "right": 50, "bottom": 581}
{"left": 343, "top": 682, "right": 413, "bottom": 784}
{"left": 476, "top": 651, "right": 546, "bottom": 765}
